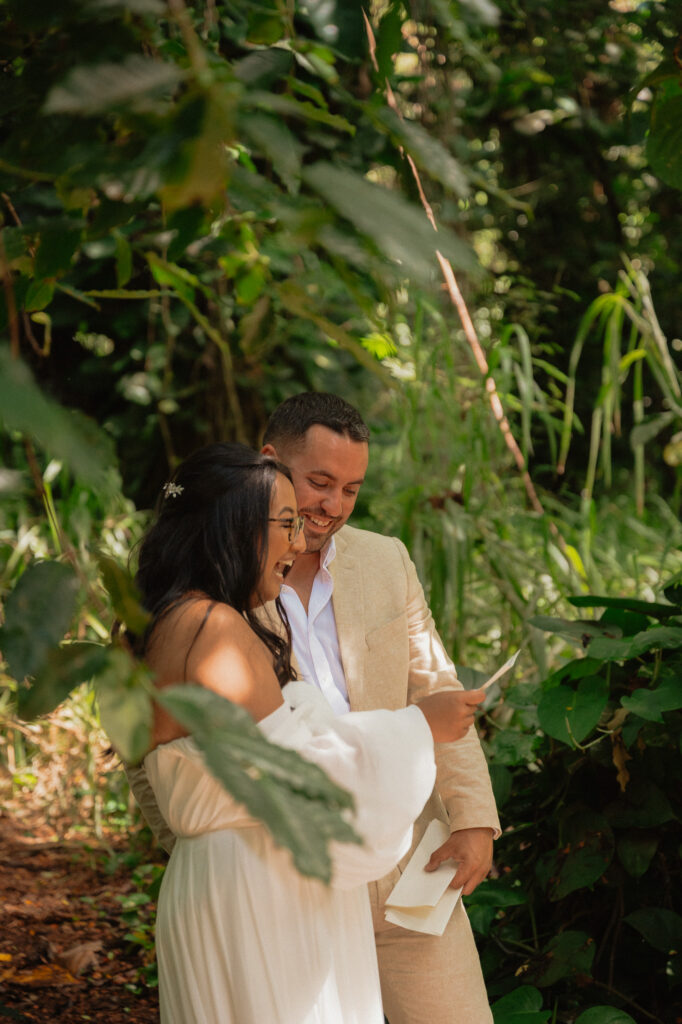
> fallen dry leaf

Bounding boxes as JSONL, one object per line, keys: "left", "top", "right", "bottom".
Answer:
{"left": 57, "top": 940, "right": 103, "bottom": 977}
{"left": 611, "top": 730, "right": 632, "bottom": 792}
{"left": 6, "top": 962, "right": 81, "bottom": 987}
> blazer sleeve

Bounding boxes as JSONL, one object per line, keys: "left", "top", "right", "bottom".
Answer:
{"left": 394, "top": 537, "right": 502, "bottom": 839}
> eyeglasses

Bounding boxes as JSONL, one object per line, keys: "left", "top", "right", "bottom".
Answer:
{"left": 268, "top": 515, "right": 305, "bottom": 543}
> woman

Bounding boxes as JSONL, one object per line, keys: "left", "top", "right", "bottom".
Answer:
{"left": 135, "top": 443, "right": 483, "bottom": 1024}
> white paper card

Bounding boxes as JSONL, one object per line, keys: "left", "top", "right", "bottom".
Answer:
{"left": 384, "top": 820, "right": 463, "bottom": 936}
{"left": 482, "top": 648, "right": 521, "bottom": 689}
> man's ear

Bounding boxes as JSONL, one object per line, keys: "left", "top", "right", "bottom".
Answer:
{"left": 261, "top": 443, "right": 278, "bottom": 458}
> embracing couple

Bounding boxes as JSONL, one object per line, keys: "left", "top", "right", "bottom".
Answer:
{"left": 127, "top": 392, "right": 500, "bottom": 1024}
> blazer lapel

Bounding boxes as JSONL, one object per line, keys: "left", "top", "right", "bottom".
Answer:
{"left": 329, "top": 530, "right": 366, "bottom": 710}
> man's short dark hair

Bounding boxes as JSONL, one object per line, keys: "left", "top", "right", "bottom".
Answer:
{"left": 263, "top": 392, "right": 370, "bottom": 450}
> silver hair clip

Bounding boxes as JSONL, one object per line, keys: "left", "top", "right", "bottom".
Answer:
{"left": 162, "top": 481, "right": 184, "bottom": 499}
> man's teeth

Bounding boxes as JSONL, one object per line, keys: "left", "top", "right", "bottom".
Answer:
{"left": 307, "top": 515, "right": 331, "bottom": 527}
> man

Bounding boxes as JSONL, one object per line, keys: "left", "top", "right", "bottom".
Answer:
{"left": 260, "top": 393, "right": 500, "bottom": 1024}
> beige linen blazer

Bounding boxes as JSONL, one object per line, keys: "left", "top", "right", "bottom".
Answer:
{"left": 265, "top": 524, "right": 501, "bottom": 907}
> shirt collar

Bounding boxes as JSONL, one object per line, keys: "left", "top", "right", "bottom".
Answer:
{"left": 320, "top": 534, "right": 337, "bottom": 572}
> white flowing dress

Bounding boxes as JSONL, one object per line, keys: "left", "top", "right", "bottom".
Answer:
{"left": 144, "top": 681, "right": 436, "bottom": 1024}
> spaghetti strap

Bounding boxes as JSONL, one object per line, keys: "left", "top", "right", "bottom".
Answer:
{"left": 183, "top": 600, "right": 217, "bottom": 681}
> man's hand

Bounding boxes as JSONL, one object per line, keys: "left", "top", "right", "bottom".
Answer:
{"left": 424, "top": 826, "right": 494, "bottom": 896}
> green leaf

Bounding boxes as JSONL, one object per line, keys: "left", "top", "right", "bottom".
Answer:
{"left": 18, "top": 642, "right": 109, "bottom": 719}
{"left": 375, "top": 109, "right": 470, "bottom": 197}
{"left": 568, "top": 594, "right": 678, "bottom": 619}
{"left": 466, "top": 878, "right": 526, "bottom": 933}
{"left": 575, "top": 1007, "right": 637, "bottom": 1024}
{"left": 250, "top": 91, "right": 355, "bottom": 135}
{"left": 530, "top": 615, "right": 620, "bottom": 646}
{"left": 537, "top": 676, "right": 608, "bottom": 745}
{"left": 589, "top": 626, "right": 682, "bottom": 661}
{"left": 0, "top": 561, "right": 78, "bottom": 682}
{"left": 240, "top": 113, "right": 303, "bottom": 194}
{"left": 543, "top": 809, "right": 614, "bottom": 901}
{"left": 115, "top": 232, "right": 133, "bottom": 288}
{"left": 35, "top": 222, "right": 83, "bottom": 278}
{"left": 486, "top": 728, "right": 538, "bottom": 766}
{"left": 621, "top": 677, "right": 682, "bottom": 722}
{"left": 646, "top": 95, "right": 682, "bottom": 190}
{"left": 0, "top": 347, "right": 116, "bottom": 493}
{"left": 94, "top": 647, "right": 154, "bottom": 765}
{"left": 605, "top": 780, "right": 674, "bottom": 829}
{"left": 303, "top": 162, "right": 478, "bottom": 283}
{"left": 157, "top": 685, "right": 360, "bottom": 882}
{"left": 97, "top": 554, "right": 150, "bottom": 636}
{"left": 543, "top": 657, "right": 604, "bottom": 688}
{"left": 617, "top": 833, "right": 658, "bottom": 878}
{"left": 24, "top": 279, "right": 55, "bottom": 312}
{"left": 44, "top": 55, "right": 183, "bottom": 116}
{"left": 146, "top": 253, "right": 198, "bottom": 303}
{"left": 491, "top": 985, "right": 550, "bottom": 1024}
{"left": 534, "top": 931, "right": 595, "bottom": 987}
{"left": 624, "top": 907, "right": 682, "bottom": 952}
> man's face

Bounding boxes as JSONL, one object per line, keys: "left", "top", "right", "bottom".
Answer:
{"left": 270, "top": 425, "right": 369, "bottom": 553}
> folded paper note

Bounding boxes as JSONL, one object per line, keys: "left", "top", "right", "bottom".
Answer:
{"left": 385, "top": 820, "right": 463, "bottom": 936}
{"left": 481, "top": 648, "right": 521, "bottom": 689}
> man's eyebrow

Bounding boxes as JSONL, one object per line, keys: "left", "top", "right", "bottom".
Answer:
{"left": 307, "top": 469, "right": 365, "bottom": 485}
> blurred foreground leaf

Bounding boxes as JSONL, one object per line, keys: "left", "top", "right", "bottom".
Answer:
{"left": 94, "top": 647, "right": 154, "bottom": 764}
{"left": 98, "top": 554, "right": 150, "bottom": 636}
{"left": 157, "top": 684, "right": 360, "bottom": 882}
{"left": 18, "top": 641, "right": 109, "bottom": 719}
{"left": 0, "top": 560, "right": 78, "bottom": 682}
{"left": 0, "top": 347, "right": 115, "bottom": 494}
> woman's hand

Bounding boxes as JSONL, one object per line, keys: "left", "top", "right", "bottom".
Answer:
{"left": 416, "top": 688, "right": 486, "bottom": 743}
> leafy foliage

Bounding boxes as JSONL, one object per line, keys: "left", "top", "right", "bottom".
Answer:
{"left": 475, "top": 586, "right": 682, "bottom": 1020}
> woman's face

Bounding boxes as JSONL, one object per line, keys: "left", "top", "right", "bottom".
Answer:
{"left": 255, "top": 472, "right": 306, "bottom": 605}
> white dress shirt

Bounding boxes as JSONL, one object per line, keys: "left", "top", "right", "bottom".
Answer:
{"left": 279, "top": 536, "right": 350, "bottom": 716}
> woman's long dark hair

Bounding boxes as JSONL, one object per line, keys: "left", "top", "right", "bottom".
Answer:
{"left": 133, "top": 443, "right": 294, "bottom": 686}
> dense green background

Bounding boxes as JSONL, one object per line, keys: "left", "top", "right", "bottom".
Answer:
{"left": 1, "top": 1, "right": 682, "bottom": 1020}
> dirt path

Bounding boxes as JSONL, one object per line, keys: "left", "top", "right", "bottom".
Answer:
{"left": 0, "top": 813, "right": 162, "bottom": 1023}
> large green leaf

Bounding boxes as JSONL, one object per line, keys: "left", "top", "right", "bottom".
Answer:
{"left": 374, "top": 108, "right": 470, "bottom": 197}
{"left": 0, "top": 560, "right": 78, "bottom": 682}
{"left": 466, "top": 877, "right": 526, "bottom": 934}
{"left": 542, "top": 808, "right": 614, "bottom": 901}
{"left": 624, "top": 907, "right": 682, "bottom": 952}
{"left": 620, "top": 676, "right": 682, "bottom": 722}
{"left": 303, "top": 162, "right": 478, "bottom": 283}
{"left": 491, "top": 986, "right": 550, "bottom": 1024}
{"left": 529, "top": 615, "right": 620, "bottom": 646}
{"left": 0, "top": 347, "right": 115, "bottom": 493}
{"left": 157, "top": 684, "right": 360, "bottom": 882}
{"left": 533, "top": 931, "right": 595, "bottom": 987}
{"left": 605, "top": 780, "right": 675, "bottom": 829}
{"left": 240, "top": 113, "right": 303, "bottom": 194}
{"left": 97, "top": 554, "right": 150, "bottom": 636}
{"left": 575, "top": 1008, "right": 637, "bottom": 1024}
{"left": 537, "top": 676, "right": 608, "bottom": 745}
{"left": 568, "top": 594, "right": 679, "bottom": 619}
{"left": 589, "top": 626, "right": 682, "bottom": 661}
{"left": 44, "top": 55, "right": 183, "bottom": 116}
{"left": 646, "top": 94, "right": 682, "bottom": 190}
{"left": 94, "top": 647, "right": 154, "bottom": 765}
{"left": 616, "top": 833, "right": 658, "bottom": 879}
{"left": 18, "top": 642, "right": 109, "bottom": 719}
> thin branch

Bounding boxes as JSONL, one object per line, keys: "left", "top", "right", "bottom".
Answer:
{"left": 362, "top": 11, "right": 567, "bottom": 547}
